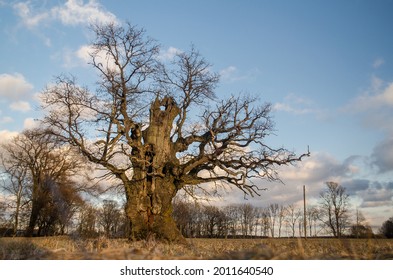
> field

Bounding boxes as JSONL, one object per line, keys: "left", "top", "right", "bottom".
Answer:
{"left": 1, "top": 236, "right": 393, "bottom": 260}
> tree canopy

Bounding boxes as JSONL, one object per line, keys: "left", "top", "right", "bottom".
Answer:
{"left": 40, "top": 22, "right": 309, "bottom": 240}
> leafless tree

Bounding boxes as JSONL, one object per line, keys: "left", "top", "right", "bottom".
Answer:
{"left": 98, "top": 199, "right": 121, "bottom": 237}
{"left": 237, "top": 203, "right": 257, "bottom": 237}
{"left": 350, "top": 209, "right": 372, "bottom": 238}
{"left": 78, "top": 204, "right": 98, "bottom": 237}
{"left": 0, "top": 129, "right": 90, "bottom": 236}
{"left": 0, "top": 156, "right": 30, "bottom": 235}
{"left": 277, "top": 204, "right": 286, "bottom": 238}
{"left": 259, "top": 208, "right": 270, "bottom": 237}
{"left": 318, "top": 182, "right": 350, "bottom": 238}
{"left": 285, "top": 204, "right": 301, "bottom": 237}
{"left": 202, "top": 205, "right": 225, "bottom": 238}
{"left": 266, "top": 203, "right": 279, "bottom": 237}
{"left": 223, "top": 204, "right": 240, "bottom": 237}
{"left": 40, "top": 22, "right": 309, "bottom": 241}
{"left": 306, "top": 206, "right": 320, "bottom": 237}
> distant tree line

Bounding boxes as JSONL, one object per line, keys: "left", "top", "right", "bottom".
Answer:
{"left": 0, "top": 129, "right": 392, "bottom": 239}
{"left": 171, "top": 182, "right": 390, "bottom": 239}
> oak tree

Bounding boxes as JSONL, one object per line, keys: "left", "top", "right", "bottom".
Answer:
{"left": 41, "top": 22, "right": 309, "bottom": 241}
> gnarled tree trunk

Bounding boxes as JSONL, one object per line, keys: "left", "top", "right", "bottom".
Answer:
{"left": 124, "top": 97, "right": 183, "bottom": 241}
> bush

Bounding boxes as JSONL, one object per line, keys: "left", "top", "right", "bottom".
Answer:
{"left": 380, "top": 217, "right": 393, "bottom": 238}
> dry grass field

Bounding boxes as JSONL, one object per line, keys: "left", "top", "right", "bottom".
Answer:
{"left": 1, "top": 236, "right": 393, "bottom": 260}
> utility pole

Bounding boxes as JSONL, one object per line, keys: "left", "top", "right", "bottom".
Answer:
{"left": 303, "top": 185, "right": 307, "bottom": 239}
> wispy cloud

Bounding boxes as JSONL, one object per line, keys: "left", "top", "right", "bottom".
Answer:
{"left": 13, "top": 0, "right": 118, "bottom": 29}
{"left": 350, "top": 81, "right": 393, "bottom": 111}
{"left": 157, "top": 47, "right": 183, "bottom": 61}
{"left": 0, "top": 117, "right": 13, "bottom": 124}
{"left": 10, "top": 101, "right": 31, "bottom": 112}
{"left": 51, "top": 0, "right": 118, "bottom": 26}
{"left": 373, "top": 58, "right": 385, "bottom": 69}
{"left": 273, "top": 93, "right": 321, "bottom": 116}
{"left": 219, "top": 66, "right": 261, "bottom": 83}
{"left": 219, "top": 66, "right": 237, "bottom": 81}
{"left": 13, "top": 1, "right": 50, "bottom": 29}
{"left": 344, "top": 76, "right": 393, "bottom": 136}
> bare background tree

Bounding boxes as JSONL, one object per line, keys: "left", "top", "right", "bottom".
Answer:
{"left": 285, "top": 204, "right": 301, "bottom": 238}
{"left": 350, "top": 209, "right": 373, "bottom": 238}
{"left": 318, "top": 182, "right": 350, "bottom": 238}
{"left": 0, "top": 156, "right": 29, "bottom": 235}
{"left": 380, "top": 217, "right": 393, "bottom": 238}
{"left": 98, "top": 199, "right": 121, "bottom": 237}
{"left": 0, "top": 129, "right": 92, "bottom": 236}
{"left": 266, "top": 203, "right": 279, "bottom": 238}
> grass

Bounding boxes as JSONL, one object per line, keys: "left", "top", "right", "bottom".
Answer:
{"left": 1, "top": 236, "right": 393, "bottom": 260}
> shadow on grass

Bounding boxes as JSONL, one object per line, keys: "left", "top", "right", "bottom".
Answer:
{"left": 0, "top": 238, "right": 50, "bottom": 260}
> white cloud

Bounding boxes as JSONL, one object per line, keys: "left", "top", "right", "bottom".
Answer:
{"left": 345, "top": 77, "right": 393, "bottom": 136}
{"left": 76, "top": 44, "right": 94, "bottom": 65}
{"left": 373, "top": 58, "right": 385, "bottom": 69}
{"left": 349, "top": 79, "right": 393, "bottom": 111}
{"left": 76, "top": 44, "right": 118, "bottom": 71}
{"left": 0, "top": 116, "right": 13, "bottom": 124}
{"left": 0, "top": 130, "right": 19, "bottom": 144}
{"left": 219, "top": 66, "right": 261, "bottom": 83}
{"left": 219, "top": 66, "right": 237, "bottom": 80}
{"left": 52, "top": 0, "right": 118, "bottom": 26}
{"left": 13, "top": 1, "right": 50, "bottom": 29}
{"left": 9, "top": 101, "right": 31, "bottom": 112}
{"left": 273, "top": 93, "right": 320, "bottom": 116}
{"left": 273, "top": 103, "right": 314, "bottom": 115}
{"left": 157, "top": 47, "right": 183, "bottom": 61}
{"left": 0, "top": 73, "right": 34, "bottom": 100}
{"left": 23, "top": 118, "right": 39, "bottom": 129}
{"left": 13, "top": 0, "right": 118, "bottom": 29}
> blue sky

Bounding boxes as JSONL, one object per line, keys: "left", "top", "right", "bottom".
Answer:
{"left": 1, "top": 0, "right": 393, "bottom": 230}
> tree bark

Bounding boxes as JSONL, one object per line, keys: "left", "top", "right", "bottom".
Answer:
{"left": 124, "top": 97, "right": 184, "bottom": 241}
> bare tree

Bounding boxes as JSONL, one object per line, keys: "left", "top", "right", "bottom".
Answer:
{"left": 0, "top": 157, "right": 30, "bottom": 235}
{"left": 306, "top": 206, "right": 320, "bottom": 237}
{"left": 0, "top": 129, "right": 89, "bottom": 236}
{"left": 318, "top": 182, "right": 350, "bottom": 238}
{"left": 237, "top": 203, "right": 258, "bottom": 237}
{"left": 277, "top": 204, "right": 286, "bottom": 238}
{"left": 259, "top": 208, "right": 270, "bottom": 237}
{"left": 202, "top": 205, "right": 225, "bottom": 238}
{"left": 350, "top": 209, "right": 372, "bottom": 238}
{"left": 40, "top": 22, "right": 309, "bottom": 241}
{"left": 78, "top": 204, "right": 98, "bottom": 237}
{"left": 285, "top": 204, "right": 301, "bottom": 237}
{"left": 98, "top": 199, "right": 121, "bottom": 237}
{"left": 223, "top": 204, "right": 240, "bottom": 237}
{"left": 266, "top": 203, "right": 279, "bottom": 237}
{"left": 172, "top": 198, "right": 193, "bottom": 237}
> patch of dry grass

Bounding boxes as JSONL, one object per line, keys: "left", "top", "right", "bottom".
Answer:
{"left": 1, "top": 236, "right": 393, "bottom": 260}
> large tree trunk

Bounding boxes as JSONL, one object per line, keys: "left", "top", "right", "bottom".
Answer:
{"left": 124, "top": 178, "right": 182, "bottom": 241}
{"left": 124, "top": 97, "right": 184, "bottom": 241}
